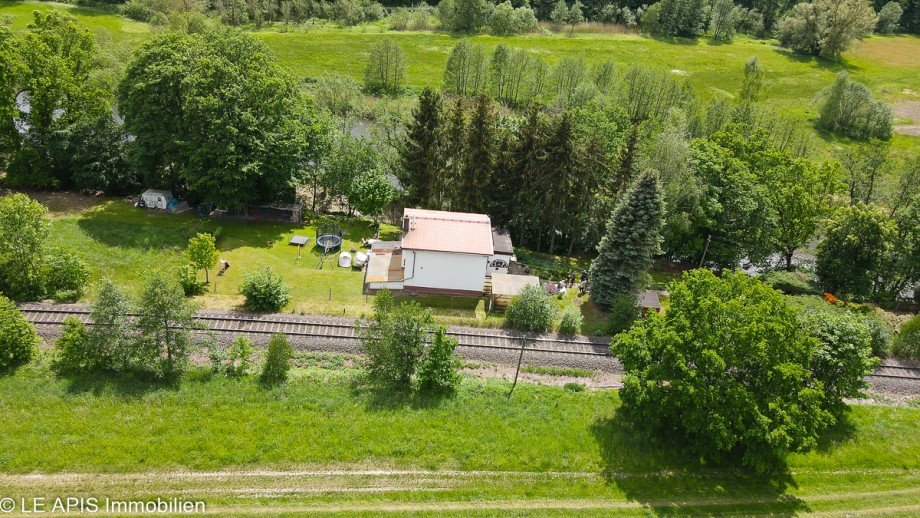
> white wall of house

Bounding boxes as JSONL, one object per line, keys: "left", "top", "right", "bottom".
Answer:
{"left": 403, "top": 250, "right": 488, "bottom": 293}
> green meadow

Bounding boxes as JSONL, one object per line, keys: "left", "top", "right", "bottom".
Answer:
{"left": 2, "top": 1, "right": 918, "bottom": 158}
{"left": 0, "top": 359, "right": 918, "bottom": 515}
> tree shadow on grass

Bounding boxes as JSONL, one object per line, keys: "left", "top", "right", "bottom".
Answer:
{"left": 591, "top": 416, "right": 809, "bottom": 516}
{"left": 349, "top": 377, "right": 456, "bottom": 411}
{"left": 62, "top": 370, "right": 181, "bottom": 398}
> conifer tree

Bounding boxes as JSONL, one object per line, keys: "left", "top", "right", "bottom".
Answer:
{"left": 442, "top": 98, "right": 467, "bottom": 210}
{"left": 399, "top": 88, "right": 444, "bottom": 207}
{"left": 589, "top": 170, "right": 665, "bottom": 310}
{"left": 537, "top": 112, "right": 579, "bottom": 254}
{"left": 507, "top": 104, "right": 546, "bottom": 245}
{"left": 456, "top": 94, "right": 496, "bottom": 213}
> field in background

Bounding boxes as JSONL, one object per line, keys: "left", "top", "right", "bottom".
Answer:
{"left": 0, "top": 360, "right": 918, "bottom": 514}
{"left": 1, "top": 1, "right": 918, "bottom": 159}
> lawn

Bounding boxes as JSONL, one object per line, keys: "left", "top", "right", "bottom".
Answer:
{"left": 0, "top": 360, "right": 918, "bottom": 515}
{"left": 20, "top": 191, "right": 622, "bottom": 331}
{"left": 1, "top": 1, "right": 918, "bottom": 159}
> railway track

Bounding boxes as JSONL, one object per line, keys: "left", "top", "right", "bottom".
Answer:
{"left": 18, "top": 305, "right": 920, "bottom": 384}
{"left": 18, "top": 304, "right": 615, "bottom": 360}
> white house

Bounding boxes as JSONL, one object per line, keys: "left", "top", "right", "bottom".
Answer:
{"left": 364, "top": 208, "right": 498, "bottom": 297}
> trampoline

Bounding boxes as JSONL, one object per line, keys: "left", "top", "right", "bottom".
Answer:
{"left": 315, "top": 225, "right": 344, "bottom": 269}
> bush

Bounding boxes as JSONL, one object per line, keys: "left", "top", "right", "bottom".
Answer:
{"left": 177, "top": 265, "right": 206, "bottom": 296}
{"left": 261, "top": 333, "right": 293, "bottom": 386}
{"left": 239, "top": 267, "right": 290, "bottom": 312}
{"left": 87, "top": 278, "right": 135, "bottom": 372}
{"left": 761, "top": 270, "right": 820, "bottom": 296}
{"left": 606, "top": 294, "right": 639, "bottom": 335}
{"left": 360, "top": 291, "right": 432, "bottom": 388}
{"left": 0, "top": 295, "right": 39, "bottom": 372}
{"left": 817, "top": 72, "right": 892, "bottom": 141}
{"left": 226, "top": 336, "right": 254, "bottom": 377}
{"left": 893, "top": 314, "right": 920, "bottom": 359}
{"left": 41, "top": 249, "right": 89, "bottom": 302}
{"left": 557, "top": 305, "right": 583, "bottom": 335}
{"left": 506, "top": 285, "right": 556, "bottom": 334}
{"left": 53, "top": 317, "right": 91, "bottom": 374}
{"left": 799, "top": 310, "right": 876, "bottom": 405}
{"left": 416, "top": 327, "right": 462, "bottom": 393}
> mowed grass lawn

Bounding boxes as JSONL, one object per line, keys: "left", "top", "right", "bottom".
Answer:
{"left": 0, "top": 360, "right": 918, "bottom": 515}
{"left": 1, "top": 1, "right": 918, "bottom": 157}
{"left": 25, "top": 192, "right": 509, "bottom": 326}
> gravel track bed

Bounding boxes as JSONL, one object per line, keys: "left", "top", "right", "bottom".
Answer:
{"left": 21, "top": 303, "right": 919, "bottom": 396}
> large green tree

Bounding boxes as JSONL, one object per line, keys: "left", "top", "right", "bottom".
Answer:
{"left": 816, "top": 204, "right": 894, "bottom": 299}
{"left": 118, "top": 29, "right": 325, "bottom": 210}
{"left": 614, "top": 270, "right": 834, "bottom": 473}
{"left": 589, "top": 170, "right": 665, "bottom": 310}
{"left": 398, "top": 88, "right": 444, "bottom": 208}
{"left": 777, "top": 0, "right": 877, "bottom": 59}
{"left": 455, "top": 94, "right": 496, "bottom": 213}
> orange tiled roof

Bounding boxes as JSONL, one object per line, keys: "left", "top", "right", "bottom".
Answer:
{"left": 401, "top": 208, "right": 494, "bottom": 256}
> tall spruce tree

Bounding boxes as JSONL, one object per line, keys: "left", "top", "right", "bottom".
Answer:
{"left": 589, "top": 169, "right": 665, "bottom": 310}
{"left": 507, "top": 104, "right": 546, "bottom": 246}
{"left": 538, "top": 112, "right": 579, "bottom": 254}
{"left": 456, "top": 94, "right": 497, "bottom": 213}
{"left": 399, "top": 88, "right": 444, "bottom": 207}
{"left": 442, "top": 98, "right": 467, "bottom": 210}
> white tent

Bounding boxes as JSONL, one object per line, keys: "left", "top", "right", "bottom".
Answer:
{"left": 338, "top": 251, "right": 352, "bottom": 268}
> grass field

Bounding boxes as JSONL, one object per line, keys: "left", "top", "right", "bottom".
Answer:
{"left": 1, "top": 1, "right": 918, "bottom": 158}
{"left": 13, "top": 191, "right": 620, "bottom": 332}
{"left": 1, "top": 359, "right": 918, "bottom": 515}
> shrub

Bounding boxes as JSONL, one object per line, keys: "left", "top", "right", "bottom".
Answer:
{"left": 893, "top": 314, "right": 920, "bottom": 359}
{"left": 564, "top": 382, "right": 586, "bottom": 392}
{"left": 416, "top": 327, "right": 462, "bottom": 393}
{"left": 177, "top": 265, "right": 206, "bottom": 296}
{"left": 606, "top": 294, "right": 639, "bottom": 335}
{"left": 261, "top": 333, "right": 293, "bottom": 386}
{"left": 557, "top": 305, "right": 583, "bottom": 335}
{"left": 0, "top": 295, "right": 39, "bottom": 372}
{"left": 0, "top": 193, "right": 50, "bottom": 301}
{"left": 761, "top": 270, "right": 820, "bottom": 296}
{"left": 359, "top": 291, "right": 432, "bottom": 388}
{"left": 239, "top": 267, "right": 290, "bottom": 312}
{"left": 777, "top": 0, "right": 877, "bottom": 59}
{"left": 799, "top": 310, "right": 877, "bottom": 405}
{"left": 87, "top": 278, "right": 135, "bottom": 372}
{"left": 506, "top": 285, "right": 556, "bottom": 334}
{"left": 226, "top": 336, "right": 254, "bottom": 377}
{"left": 817, "top": 72, "right": 892, "bottom": 141}
{"left": 41, "top": 249, "right": 89, "bottom": 302}
{"left": 53, "top": 317, "right": 91, "bottom": 374}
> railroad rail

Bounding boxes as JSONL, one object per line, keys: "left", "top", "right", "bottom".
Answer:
{"left": 18, "top": 305, "right": 615, "bottom": 360}
{"left": 18, "top": 305, "right": 920, "bottom": 383}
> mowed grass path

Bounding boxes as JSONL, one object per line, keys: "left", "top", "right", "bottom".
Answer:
{"left": 0, "top": 362, "right": 918, "bottom": 515}
{"left": 2, "top": 1, "right": 918, "bottom": 156}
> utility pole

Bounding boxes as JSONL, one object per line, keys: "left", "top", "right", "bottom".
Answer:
{"left": 698, "top": 234, "right": 712, "bottom": 269}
